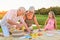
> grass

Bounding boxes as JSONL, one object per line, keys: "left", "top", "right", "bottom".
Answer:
{"left": 0, "top": 28, "right": 2, "bottom": 32}
{"left": 0, "top": 14, "right": 60, "bottom": 32}
{"left": 35, "top": 14, "right": 60, "bottom": 29}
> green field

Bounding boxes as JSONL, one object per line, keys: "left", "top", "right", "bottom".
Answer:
{"left": 35, "top": 14, "right": 60, "bottom": 29}
{"left": 0, "top": 14, "right": 60, "bottom": 32}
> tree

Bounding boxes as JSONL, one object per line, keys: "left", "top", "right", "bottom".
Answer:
{"left": 36, "top": 6, "right": 60, "bottom": 15}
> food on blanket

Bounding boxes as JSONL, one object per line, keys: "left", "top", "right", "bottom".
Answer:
{"left": 22, "top": 26, "right": 25, "bottom": 31}
{"left": 30, "top": 33, "right": 38, "bottom": 38}
{"left": 10, "top": 27, "right": 16, "bottom": 33}
{"left": 17, "top": 20, "right": 20, "bottom": 24}
{"left": 38, "top": 32, "right": 42, "bottom": 36}
{"left": 17, "top": 20, "right": 20, "bottom": 23}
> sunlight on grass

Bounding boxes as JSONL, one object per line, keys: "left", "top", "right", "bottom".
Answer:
{"left": 0, "top": 28, "right": 2, "bottom": 32}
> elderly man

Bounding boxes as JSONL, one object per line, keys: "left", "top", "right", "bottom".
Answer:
{"left": 0, "top": 7, "right": 31, "bottom": 37}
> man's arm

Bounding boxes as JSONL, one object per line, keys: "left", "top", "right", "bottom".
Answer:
{"left": 7, "top": 19, "right": 18, "bottom": 25}
{"left": 6, "top": 10, "right": 18, "bottom": 25}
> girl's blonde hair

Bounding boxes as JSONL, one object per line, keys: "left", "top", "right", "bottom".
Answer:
{"left": 48, "top": 11, "right": 56, "bottom": 19}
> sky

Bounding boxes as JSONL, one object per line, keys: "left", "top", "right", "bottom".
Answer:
{"left": 0, "top": 0, "right": 60, "bottom": 11}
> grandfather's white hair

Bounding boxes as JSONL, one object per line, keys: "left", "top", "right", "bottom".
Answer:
{"left": 18, "top": 7, "right": 26, "bottom": 11}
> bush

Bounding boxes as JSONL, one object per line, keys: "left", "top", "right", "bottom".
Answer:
{"left": 35, "top": 7, "right": 60, "bottom": 15}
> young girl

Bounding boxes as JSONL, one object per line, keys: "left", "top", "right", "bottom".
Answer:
{"left": 44, "top": 11, "right": 57, "bottom": 31}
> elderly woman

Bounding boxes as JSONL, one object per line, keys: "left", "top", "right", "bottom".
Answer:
{"left": 24, "top": 7, "right": 40, "bottom": 31}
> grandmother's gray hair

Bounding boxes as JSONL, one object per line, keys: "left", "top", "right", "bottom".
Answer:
{"left": 29, "top": 6, "right": 35, "bottom": 13}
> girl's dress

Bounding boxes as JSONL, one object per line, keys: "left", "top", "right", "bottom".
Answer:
{"left": 44, "top": 18, "right": 55, "bottom": 30}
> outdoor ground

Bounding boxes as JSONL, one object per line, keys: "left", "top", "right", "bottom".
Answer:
{"left": 0, "top": 30, "right": 60, "bottom": 40}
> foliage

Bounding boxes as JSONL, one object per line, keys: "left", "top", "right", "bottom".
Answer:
{"left": 35, "top": 7, "right": 60, "bottom": 15}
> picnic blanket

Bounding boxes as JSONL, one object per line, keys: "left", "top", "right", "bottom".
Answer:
{"left": 0, "top": 30, "right": 60, "bottom": 40}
